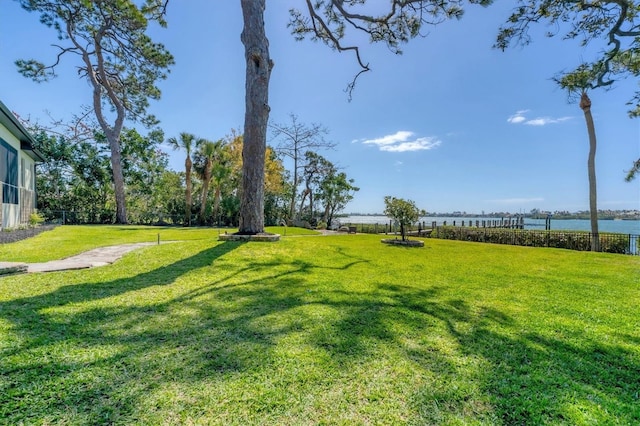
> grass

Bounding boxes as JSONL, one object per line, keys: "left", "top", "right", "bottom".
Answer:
{"left": 0, "top": 225, "right": 318, "bottom": 262}
{"left": 0, "top": 226, "right": 638, "bottom": 424}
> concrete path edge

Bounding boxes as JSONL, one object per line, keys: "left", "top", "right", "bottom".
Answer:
{"left": 1, "top": 242, "right": 157, "bottom": 275}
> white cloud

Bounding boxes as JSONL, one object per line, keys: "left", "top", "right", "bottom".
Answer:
{"left": 360, "top": 131, "right": 441, "bottom": 152}
{"left": 508, "top": 110, "right": 572, "bottom": 126}
{"left": 524, "top": 117, "right": 572, "bottom": 126}
{"left": 381, "top": 137, "right": 441, "bottom": 152}
{"left": 507, "top": 110, "right": 529, "bottom": 124}
{"left": 362, "top": 130, "right": 414, "bottom": 146}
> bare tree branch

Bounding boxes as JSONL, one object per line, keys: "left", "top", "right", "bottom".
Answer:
{"left": 291, "top": 0, "right": 487, "bottom": 99}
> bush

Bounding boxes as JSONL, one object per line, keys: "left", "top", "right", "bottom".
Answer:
{"left": 430, "top": 226, "right": 636, "bottom": 255}
{"left": 29, "top": 211, "right": 45, "bottom": 226}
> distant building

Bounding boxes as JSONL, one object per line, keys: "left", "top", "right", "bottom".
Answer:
{"left": 0, "top": 100, "right": 45, "bottom": 229}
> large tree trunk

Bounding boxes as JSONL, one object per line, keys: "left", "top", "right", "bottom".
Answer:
{"left": 185, "top": 156, "right": 192, "bottom": 226}
{"left": 580, "top": 92, "right": 600, "bottom": 252}
{"left": 199, "top": 164, "right": 212, "bottom": 224}
{"left": 105, "top": 130, "right": 127, "bottom": 224}
{"left": 213, "top": 186, "right": 221, "bottom": 225}
{"left": 298, "top": 189, "right": 308, "bottom": 220}
{"left": 89, "top": 27, "right": 128, "bottom": 225}
{"left": 239, "top": 0, "right": 272, "bottom": 234}
{"left": 323, "top": 203, "right": 330, "bottom": 225}
{"left": 289, "top": 155, "right": 298, "bottom": 220}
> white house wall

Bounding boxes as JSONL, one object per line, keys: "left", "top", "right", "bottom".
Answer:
{"left": 0, "top": 123, "right": 19, "bottom": 151}
{"left": 0, "top": 122, "right": 36, "bottom": 229}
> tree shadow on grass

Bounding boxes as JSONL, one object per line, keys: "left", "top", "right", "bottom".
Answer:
{"left": 1, "top": 243, "right": 638, "bottom": 424}
{"left": 369, "top": 284, "right": 639, "bottom": 424}
{"left": 453, "top": 326, "right": 640, "bottom": 424}
{"left": 154, "top": 274, "right": 639, "bottom": 424}
{"left": 0, "top": 241, "right": 374, "bottom": 423}
{"left": 0, "top": 242, "right": 239, "bottom": 376}
{"left": 1, "top": 241, "right": 241, "bottom": 341}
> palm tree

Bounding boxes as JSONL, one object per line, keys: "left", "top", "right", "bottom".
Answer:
{"left": 167, "top": 132, "right": 200, "bottom": 226}
{"left": 196, "top": 139, "right": 224, "bottom": 225}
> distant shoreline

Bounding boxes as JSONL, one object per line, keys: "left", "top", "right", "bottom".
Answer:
{"left": 341, "top": 215, "right": 640, "bottom": 234}
{"left": 343, "top": 211, "right": 640, "bottom": 221}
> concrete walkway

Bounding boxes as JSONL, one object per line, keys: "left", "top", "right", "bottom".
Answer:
{"left": 0, "top": 242, "right": 157, "bottom": 274}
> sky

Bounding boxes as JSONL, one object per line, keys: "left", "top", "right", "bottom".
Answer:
{"left": 1, "top": 0, "right": 639, "bottom": 215}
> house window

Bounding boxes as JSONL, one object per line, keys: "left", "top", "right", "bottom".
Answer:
{"left": 0, "top": 138, "right": 18, "bottom": 204}
{"left": 30, "top": 163, "right": 35, "bottom": 190}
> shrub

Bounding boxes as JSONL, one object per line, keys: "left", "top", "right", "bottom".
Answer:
{"left": 29, "top": 211, "right": 46, "bottom": 226}
{"left": 431, "top": 227, "right": 636, "bottom": 255}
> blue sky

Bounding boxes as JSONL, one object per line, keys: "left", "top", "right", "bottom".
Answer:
{"left": 1, "top": 0, "right": 639, "bottom": 214}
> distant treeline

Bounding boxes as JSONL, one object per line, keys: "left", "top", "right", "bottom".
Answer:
{"left": 345, "top": 210, "right": 640, "bottom": 221}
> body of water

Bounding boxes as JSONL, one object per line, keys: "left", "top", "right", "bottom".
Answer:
{"left": 342, "top": 215, "right": 640, "bottom": 235}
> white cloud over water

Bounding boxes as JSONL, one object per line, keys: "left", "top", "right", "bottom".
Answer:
{"left": 358, "top": 131, "right": 441, "bottom": 152}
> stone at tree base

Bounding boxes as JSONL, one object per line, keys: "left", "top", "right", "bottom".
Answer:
{"left": 380, "top": 239, "right": 424, "bottom": 247}
{"left": 219, "top": 233, "right": 280, "bottom": 242}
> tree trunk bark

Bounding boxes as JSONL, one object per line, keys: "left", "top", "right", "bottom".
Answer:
{"left": 289, "top": 156, "right": 298, "bottom": 221}
{"left": 185, "top": 156, "right": 192, "bottom": 227}
{"left": 580, "top": 92, "right": 600, "bottom": 252}
{"left": 199, "top": 164, "right": 212, "bottom": 224}
{"left": 88, "top": 26, "right": 127, "bottom": 225}
{"left": 298, "top": 189, "right": 308, "bottom": 220}
{"left": 213, "top": 186, "right": 221, "bottom": 225}
{"left": 106, "top": 130, "right": 127, "bottom": 224}
{"left": 323, "top": 204, "right": 330, "bottom": 225}
{"left": 239, "top": 0, "right": 272, "bottom": 234}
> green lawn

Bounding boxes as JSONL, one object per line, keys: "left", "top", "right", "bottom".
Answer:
{"left": 0, "top": 226, "right": 638, "bottom": 425}
{"left": 0, "top": 225, "right": 318, "bottom": 263}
